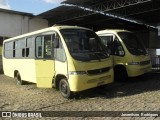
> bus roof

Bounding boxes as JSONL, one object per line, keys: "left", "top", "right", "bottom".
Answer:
{"left": 4, "top": 25, "right": 91, "bottom": 42}
{"left": 96, "top": 29, "right": 131, "bottom": 34}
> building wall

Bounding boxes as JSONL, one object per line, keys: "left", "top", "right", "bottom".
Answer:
{"left": 135, "top": 26, "right": 160, "bottom": 57}
{"left": 135, "top": 30, "right": 159, "bottom": 49}
{"left": 0, "top": 12, "right": 48, "bottom": 71}
{"left": 0, "top": 12, "right": 23, "bottom": 37}
{"left": 149, "top": 30, "right": 160, "bottom": 49}
{"left": 0, "top": 12, "right": 48, "bottom": 38}
{"left": 135, "top": 30, "right": 149, "bottom": 48}
{"left": 29, "top": 17, "right": 48, "bottom": 32}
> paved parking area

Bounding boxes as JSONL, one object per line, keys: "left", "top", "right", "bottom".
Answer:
{"left": 0, "top": 73, "right": 160, "bottom": 120}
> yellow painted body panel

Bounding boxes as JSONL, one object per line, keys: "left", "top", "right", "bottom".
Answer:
{"left": 68, "top": 58, "right": 114, "bottom": 91}
{"left": 69, "top": 68, "right": 113, "bottom": 92}
{"left": 35, "top": 60, "right": 55, "bottom": 88}
{"left": 113, "top": 32, "right": 152, "bottom": 77}
{"left": 54, "top": 60, "right": 68, "bottom": 78}
{"left": 0, "top": 46, "right": 2, "bottom": 55}
{"left": 3, "top": 58, "right": 36, "bottom": 83}
{"left": 126, "top": 55, "right": 152, "bottom": 77}
{"left": 114, "top": 54, "right": 152, "bottom": 77}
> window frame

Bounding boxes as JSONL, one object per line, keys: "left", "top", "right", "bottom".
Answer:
{"left": 99, "top": 33, "right": 125, "bottom": 57}
{"left": 35, "top": 32, "right": 56, "bottom": 60}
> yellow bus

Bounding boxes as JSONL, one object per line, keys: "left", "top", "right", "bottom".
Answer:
{"left": 96, "top": 29, "right": 152, "bottom": 81}
{"left": 3, "top": 25, "right": 114, "bottom": 98}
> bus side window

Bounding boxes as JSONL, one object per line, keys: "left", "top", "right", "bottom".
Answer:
{"left": 15, "top": 39, "right": 26, "bottom": 58}
{"left": 99, "top": 35, "right": 113, "bottom": 55}
{"left": 26, "top": 37, "right": 33, "bottom": 58}
{"left": 13, "top": 41, "right": 15, "bottom": 57}
{"left": 35, "top": 35, "right": 52, "bottom": 59}
{"left": 44, "top": 35, "right": 52, "bottom": 58}
{"left": 4, "top": 42, "right": 13, "bottom": 58}
{"left": 36, "top": 36, "right": 43, "bottom": 58}
{"left": 114, "top": 37, "right": 124, "bottom": 56}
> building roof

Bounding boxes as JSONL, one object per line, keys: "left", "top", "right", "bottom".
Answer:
{"left": 37, "top": 5, "right": 156, "bottom": 31}
{"left": 0, "top": 8, "right": 33, "bottom": 16}
{"left": 62, "top": 0, "right": 160, "bottom": 25}
{"left": 62, "top": 0, "right": 105, "bottom": 7}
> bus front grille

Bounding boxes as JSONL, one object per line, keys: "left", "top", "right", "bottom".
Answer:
{"left": 87, "top": 67, "right": 110, "bottom": 75}
{"left": 140, "top": 60, "right": 151, "bottom": 65}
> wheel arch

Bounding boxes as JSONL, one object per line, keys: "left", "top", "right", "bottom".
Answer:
{"left": 54, "top": 74, "right": 68, "bottom": 90}
{"left": 114, "top": 64, "right": 128, "bottom": 81}
{"left": 14, "top": 70, "right": 19, "bottom": 78}
{"left": 114, "top": 64, "right": 127, "bottom": 72}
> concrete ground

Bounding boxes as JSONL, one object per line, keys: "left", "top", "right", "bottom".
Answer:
{"left": 0, "top": 72, "right": 160, "bottom": 120}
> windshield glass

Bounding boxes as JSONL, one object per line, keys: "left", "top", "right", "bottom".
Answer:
{"left": 118, "top": 32, "right": 147, "bottom": 55}
{"left": 60, "top": 29, "right": 109, "bottom": 61}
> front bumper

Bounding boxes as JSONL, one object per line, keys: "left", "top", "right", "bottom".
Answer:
{"left": 68, "top": 68, "right": 114, "bottom": 92}
{"left": 126, "top": 64, "right": 152, "bottom": 77}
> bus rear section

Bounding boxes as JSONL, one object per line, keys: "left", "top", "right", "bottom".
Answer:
{"left": 96, "top": 29, "right": 152, "bottom": 81}
{"left": 3, "top": 25, "right": 114, "bottom": 98}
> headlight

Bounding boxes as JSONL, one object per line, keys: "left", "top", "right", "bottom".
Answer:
{"left": 128, "top": 62, "right": 140, "bottom": 65}
{"left": 69, "top": 71, "right": 87, "bottom": 75}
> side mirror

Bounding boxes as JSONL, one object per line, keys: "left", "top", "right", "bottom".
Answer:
{"left": 119, "top": 50, "right": 125, "bottom": 56}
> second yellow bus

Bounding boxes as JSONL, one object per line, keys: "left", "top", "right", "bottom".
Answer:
{"left": 96, "top": 29, "right": 152, "bottom": 81}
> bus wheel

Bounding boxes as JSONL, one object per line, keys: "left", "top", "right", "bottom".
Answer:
{"left": 115, "top": 67, "right": 128, "bottom": 82}
{"left": 59, "top": 79, "right": 73, "bottom": 99}
{"left": 15, "top": 72, "right": 24, "bottom": 85}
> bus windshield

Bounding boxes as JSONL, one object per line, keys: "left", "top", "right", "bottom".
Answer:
{"left": 118, "top": 32, "right": 147, "bottom": 55}
{"left": 60, "top": 29, "right": 109, "bottom": 61}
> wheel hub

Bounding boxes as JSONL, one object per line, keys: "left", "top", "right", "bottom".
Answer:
{"left": 61, "top": 83, "right": 67, "bottom": 94}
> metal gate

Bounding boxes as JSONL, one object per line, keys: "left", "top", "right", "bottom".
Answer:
{"left": 151, "top": 56, "right": 160, "bottom": 71}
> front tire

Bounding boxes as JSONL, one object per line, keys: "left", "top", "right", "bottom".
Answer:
{"left": 114, "top": 67, "right": 128, "bottom": 82}
{"left": 59, "top": 79, "right": 73, "bottom": 99}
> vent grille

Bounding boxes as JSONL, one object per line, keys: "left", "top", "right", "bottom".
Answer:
{"left": 140, "top": 60, "right": 150, "bottom": 65}
{"left": 87, "top": 67, "right": 110, "bottom": 75}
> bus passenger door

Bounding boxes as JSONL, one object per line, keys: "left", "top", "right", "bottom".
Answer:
{"left": 35, "top": 33, "right": 55, "bottom": 88}
{"left": 54, "top": 34, "right": 68, "bottom": 86}
{"left": 113, "top": 35, "right": 125, "bottom": 66}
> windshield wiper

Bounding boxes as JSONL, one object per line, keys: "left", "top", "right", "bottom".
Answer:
{"left": 88, "top": 52, "right": 109, "bottom": 61}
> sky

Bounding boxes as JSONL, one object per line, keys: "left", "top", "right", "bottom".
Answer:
{"left": 0, "top": 0, "right": 65, "bottom": 15}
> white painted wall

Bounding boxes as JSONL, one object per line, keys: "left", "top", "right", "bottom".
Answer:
{"left": 29, "top": 17, "right": 48, "bottom": 32}
{"left": 0, "top": 12, "right": 22, "bottom": 37}
{"left": 0, "top": 12, "right": 48, "bottom": 38}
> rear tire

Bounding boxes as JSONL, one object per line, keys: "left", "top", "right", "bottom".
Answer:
{"left": 114, "top": 67, "right": 128, "bottom": 82}
{"left": 59, "top": 78, "right": 73, "bottom": 99}
{"left": 15, "top": 72, "right": 25, "bottom": 85}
